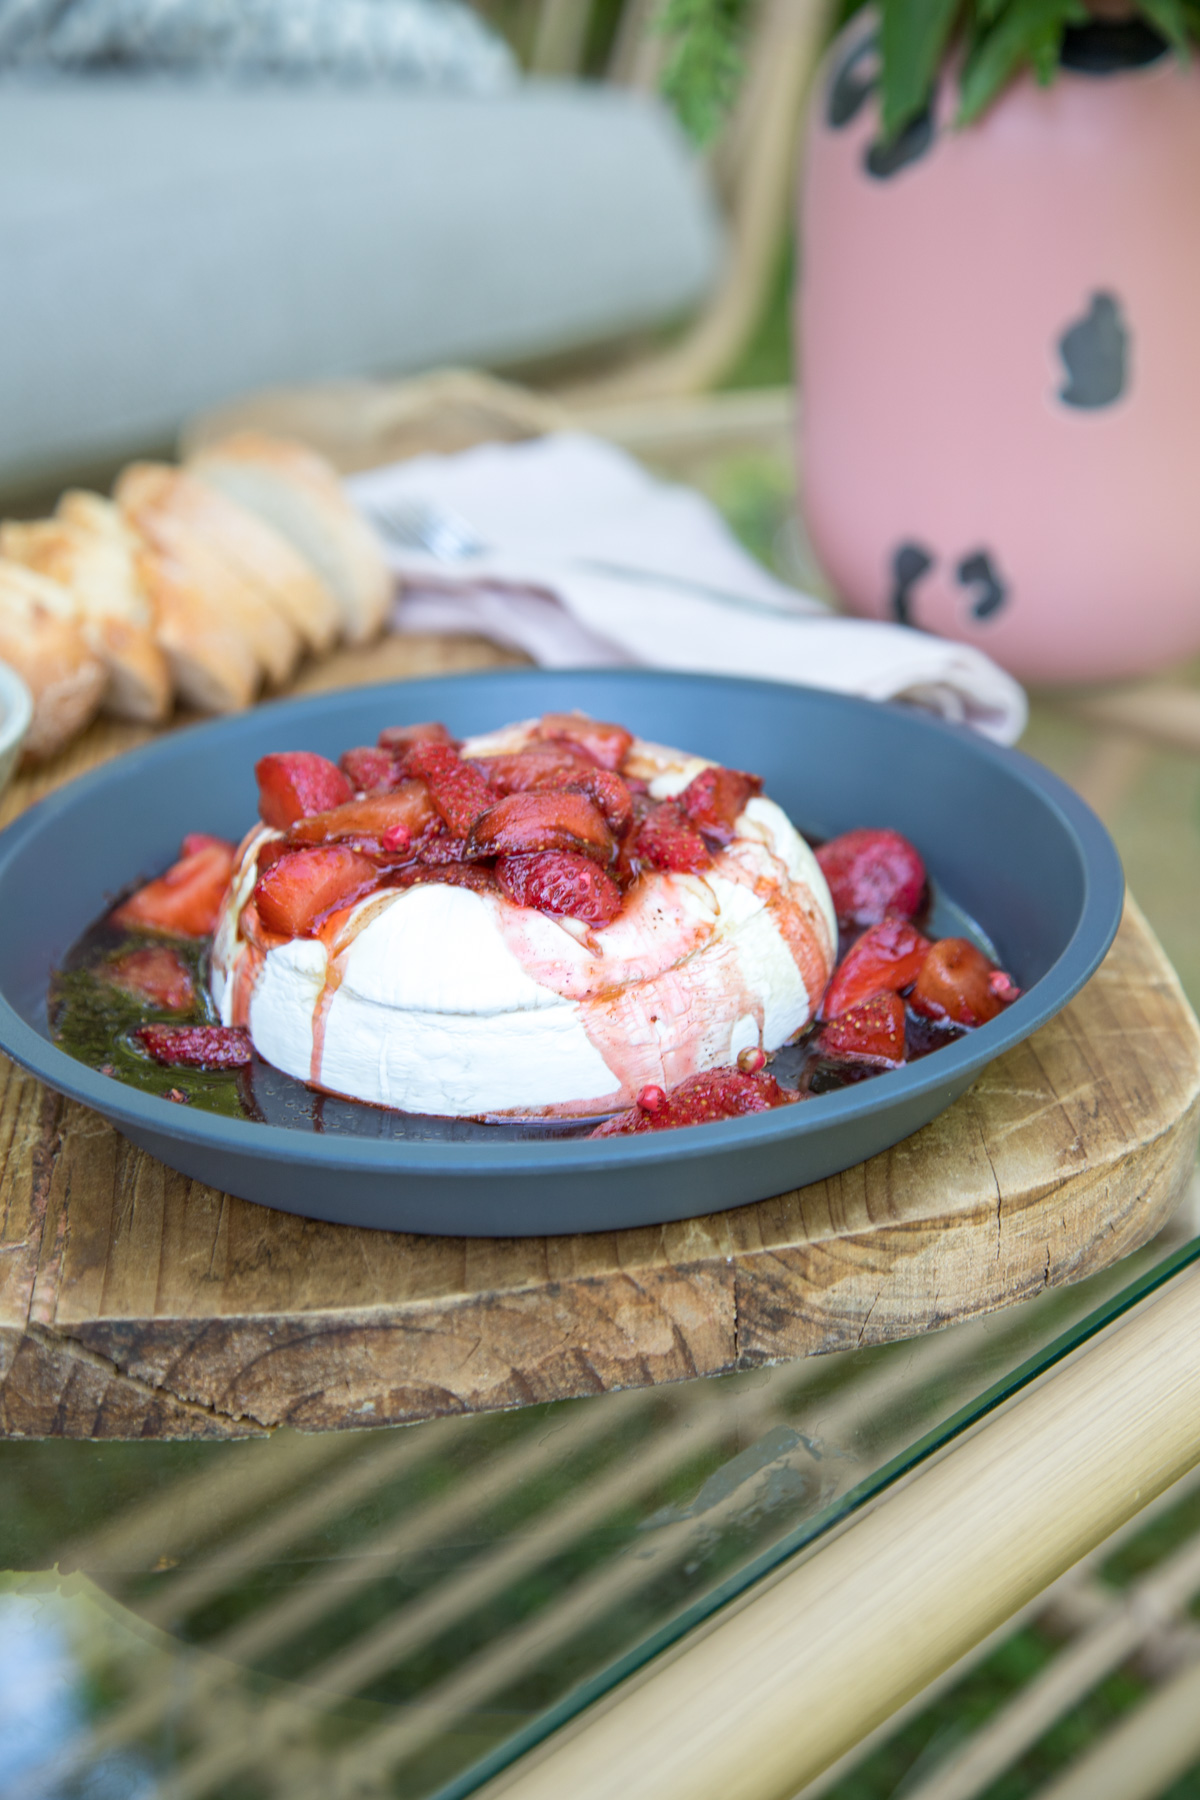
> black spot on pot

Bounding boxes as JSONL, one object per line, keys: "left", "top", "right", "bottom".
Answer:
{"left": 827, "top": 30, "right": 879, "bottom": 128}
{"left": 865, "top": 107, "right": 936, "bottom": 180}
{"left": 1060, "top": 18, "right": 1168, "bottom": 72}
{"left": 956, "top": 550, "right": 1008, "bottom": 620}
{"left": 1058, "top": 292, "right": 1128, "bottom": 409}
{"left": 890, "top": 542, "right": 934, "bottom": 625}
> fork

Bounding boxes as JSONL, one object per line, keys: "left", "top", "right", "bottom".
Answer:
{"left": 358, "top": 492, "right": 812, "bottom": 624}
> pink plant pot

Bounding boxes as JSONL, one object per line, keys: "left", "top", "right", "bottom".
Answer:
{"left": 798, "top": 19, "right": 1200, "bottom": 685}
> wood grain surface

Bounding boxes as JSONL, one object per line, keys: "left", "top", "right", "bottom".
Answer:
{"left": 2, "top": 635, "right": 1198, "bottom": 1440}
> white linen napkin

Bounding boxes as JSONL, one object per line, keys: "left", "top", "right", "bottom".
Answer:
{"left": 347, "top": 432, "right": 1027, "bottom": 745}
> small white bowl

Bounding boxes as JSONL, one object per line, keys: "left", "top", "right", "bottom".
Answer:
{"left": 0, "top": 660, "right": 34, "bottom": 799}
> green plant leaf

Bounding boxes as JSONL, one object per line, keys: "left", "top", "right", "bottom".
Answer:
{"left": 657, "top": 0, "right": 749, "bottom": 146}
{"left": 880, "top": 0, "right": 964, "bottom": 136}
{"left": 957, "top": 0, "right": 1086, "bottom": 122}
{"left": 1137, "top": 0, "right": 1191, "bottom": 52}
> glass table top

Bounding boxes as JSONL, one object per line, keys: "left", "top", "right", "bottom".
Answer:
{"left": 6, "top": 449, "right": 1200, "bottom": 1800}
{"left": 2, "top": 1223, "right": 1198, "bottom": 1800}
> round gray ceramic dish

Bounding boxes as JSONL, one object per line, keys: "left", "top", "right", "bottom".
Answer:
{"left": 0, "top": 670, "right": 1124, "bottom": 1236}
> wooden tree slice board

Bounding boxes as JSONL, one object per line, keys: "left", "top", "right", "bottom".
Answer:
{"left": 2, "top": 641, "right": 1199, "bottom": 1440}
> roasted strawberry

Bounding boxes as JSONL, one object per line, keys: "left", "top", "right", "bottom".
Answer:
{"left": 469, "top": 791, "right": 614, "bottom": 863}
{"left": 255, "top": 837, "right": 288, "bottom": 878}
{"left": 591, "top": 1067, "right": 796, "bottom": 1136}
{"left": 679, "top": 766, "right": 762, "bottom": 844}
{"left": 477, "top": 744, "right": 593, "bottom": 793}
{"left": 401, "top": 741, "right": 493, "bottom": 838}
{"left": 910, "top": 937, "right": 1011, "bottom": 1027}
{"left": 253, "top": 846, "right": 380, "bottom": 937}
{"left": 256, "top": 753, "right": 353, "bottom": 830}
{"left": 478, "top": 747, "right": 632, "bottom": 837}
{"left": 388, "top": 862, "right": 497, "bottom": 895}
{"left": 629, "top": 801, "right": 711, "bottom": 874}
{"left": 135, "top": 1024, "right": 253, "bottom": 1069}
{"left": 286, "top": 783, "right": 437, "bottom": 856}
{"left": 413, "top": 829, "right": 473, "bottom": 864}
{"left": 339, "top": 746, "right": 402, "bottom": 794}
{"left": 818, "top": 992, "right": 906, "bottom": 1066}
{"left": 561, "top": 768, "right": 633, "bottom": 837}
{"left": 377, "top": 721, "right": 457, "bottom": 752}
{"left": 819, "top": 918, "right": 932, "bottom": 1020}
{"left": 180, "top": 832, "right": 231, "bottom": 859}
{"left": 496, "top": 850, "right": 622, "bottom": 926}
{"left": 816, "top": 828, "right": 927, "bottom": 927}
{"left": 104, "top": 946, "right": 195, "bottom": 1012}
{"left": 114, "top": 836, "right": 237, "bottom": 938}
{"left": 535, "top": 712, "right": 633, "bottom": 771}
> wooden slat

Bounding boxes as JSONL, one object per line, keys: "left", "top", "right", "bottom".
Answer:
{"left": 478, "top": 1258, "right": 1200, "bottom": 1800}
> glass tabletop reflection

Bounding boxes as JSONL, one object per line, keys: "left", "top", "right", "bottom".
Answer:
{"left": 2, "top": 1220, "right": 1197, "bottom": 1800}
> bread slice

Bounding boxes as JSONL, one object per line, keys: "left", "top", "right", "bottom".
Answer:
{"left": 116, "top": 468, "right": 262, "bottom": 713}
{"left": 0, "top": 560, "right": 107, "bottom": 759}
{"left": 188, "top": 433, "right": 391, "bottom": 645}
{"left": 178, "top": 466, "right": 341, "bottom": 656}
{"left": 0, "top": 498, "right": 172, "bottom": 723}
{"left": 116, "top": 464, "right": 304, "bottom": 688}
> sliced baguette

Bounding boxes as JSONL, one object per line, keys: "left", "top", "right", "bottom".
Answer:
{"left": 0, "top": 560, "right": 107, "bottom": 759}
{"left": 0, "top": 500, "right": 172, "bottom": 723}
{"left": 188, "top": 432, "right": 391, "bottom": 645}
{"left": 116, "top": 465, "right": 302, "bottom": 688}
{"left": 177, "top": 467, "right": 341, "bottom": 656}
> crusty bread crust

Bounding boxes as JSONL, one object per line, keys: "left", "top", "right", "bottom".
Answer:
{"left": 189, "top": 433, "right": 390, "bottom": 646}
{"left": 0, "top": 560, "right": 107, "bottom": 759}
{"left": 165, "top": 463, "right": 341, "bottom": 655}
{"left": 117, "top": 464, "right": 305, "bottom": 690}
{"left": 0, "top": 504, "right": 172, "bottom": 723}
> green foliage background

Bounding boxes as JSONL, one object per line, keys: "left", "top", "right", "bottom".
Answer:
{"left": 658, "top": 0, "right": 1200, "bottom": 141}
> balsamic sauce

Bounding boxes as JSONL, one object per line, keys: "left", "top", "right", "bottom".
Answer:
{"left": 50, "top": 874, "right": 967, "bottom": 1142}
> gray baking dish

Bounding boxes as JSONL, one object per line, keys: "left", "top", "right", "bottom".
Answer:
{"left": 0, "top": 669, "right": 1124, "bottom": 1236}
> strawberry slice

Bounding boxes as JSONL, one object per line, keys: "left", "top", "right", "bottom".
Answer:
{"left": 114, "top": 836, "right": 237, "bottom": 939}
{"left": 412, "top": 828, "right": 474, "bottom": 865}
{"left": 679, "top": 766, "right": 762, "bottom": 844}
{"left": 388, "top": 862, "right": 497, "bottom": 896}
{"left": 535, "top": 713, "right": 633, "bottom": 771}
{"left": 478, "top": 747, "right": 632, "bottom": 837}
{"left": 478, "top": 744, "right": 593, "bottom": 793}
{"left": 592, "top": 1067, "right": 796, "bottom": 1136}
{"left": 816, "top": 828, "right": 927, "bottom": 927}
{"left": 104, "top": 946, "right": 195, "bottom": 1011}
{"left": 253, "top": 846, "right": 380, "bottom": 937}
{"left": 180, "top": 832, "right": 231, "bottom": 859}
{"left": 136, "top": 1024, "right": 253, "bottom": 1069}
{"left": 377, "top": 721, "right": 457, "bottom": 752}
{"left": 469, "top": 791, "right": 614, "bottom": 863}
{"left": 630, "top": 801, "right": 711, "bottom": 874}
{"left": 286, "top": 783, "right": 436, "bottom": 856}
{"left": 818, "top": 992, "right": 906, "bottom": 1066}
{"left": 910, "top": 937, "right": 1009, "bottom": 1027}
{"left": 558, "top": 768, "right": 633, "bottom": 837}
{"left": 340, "top": 746, "right": 402, "bottom": 794}
{"left": 256, "top": 753, "right": 352, "bottom": 830}
{"left": 819, "top": 918, "right": 932, "bottom": 1020}
{"left": 401, "top": 741, "right": 493, "bottom": 838}
{"left": 496, "top": 851, "right": 622, "bottom": 927}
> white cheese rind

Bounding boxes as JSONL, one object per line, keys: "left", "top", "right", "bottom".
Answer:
{"left": 246, "top": 936, "right": 329, "bottom": 1082}
{"left": 318, "top": 990, "right": 619, "bottom": 1115}
{"left": 338, "top": 884, "right": 562, "bottom": 1017}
